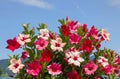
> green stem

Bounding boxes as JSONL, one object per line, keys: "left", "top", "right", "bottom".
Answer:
{"left": 51, "top": 76, "right": 56, "bottom": 79}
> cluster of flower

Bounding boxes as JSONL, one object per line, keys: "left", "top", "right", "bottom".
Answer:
{"left": 6, "top": 17, "right": 120, "bottom": 79}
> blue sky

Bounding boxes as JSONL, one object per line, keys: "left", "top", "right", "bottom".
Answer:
{"left": 0, "top": 0, "right": 120, "bottom": 59}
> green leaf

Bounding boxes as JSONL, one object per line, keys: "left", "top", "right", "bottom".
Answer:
{"left": 29, "top": 27, "right": 35, "bottom": 36}
{"left": 58, "top": 19, "right": 65, "bottom": 25}
{"left": 77, "top": 27, "right": 84, "bottom": 36}
{"left": 37, "top": 23, "right": 47, "bottom": 30}
{"left": 22, "top": 24, "right": 29, "bottom": 34}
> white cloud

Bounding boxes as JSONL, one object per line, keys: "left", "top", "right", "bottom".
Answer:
{"left": 109, "top": 0, "right": 120, "bottom": 8}
{"left": 12, "top": 0, "right": 52, "bottom": 9}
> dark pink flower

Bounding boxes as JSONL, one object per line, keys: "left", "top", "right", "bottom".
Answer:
{"left": 79, "top": 39, "right": 93, "bottom": 53}
{"left": 47, "top": 63, "right": 62, "bottom": 76}
{"left": 49, "top": 33, "right": 55, "bottom": 39}
{"left": 40, "top": 49, "right": 52, "bottom": 63}
{"left": 61, "top": 25, "right": 70, "bottom": 37}
{"left": 83, "top": 61, "right": 98, "bottom": 75}
{"left": 67, "top": 20, "right": 78, "bottom": 31}
{"left": 87, "top": 26, "right": 98, "bottom": 39}
{"left": 82, "top": 24, "right": 88, "bottom": 33}
{"left": 69, "top": 34, "right": 80, "bottom": 44}
{"left": 21, "top": 52, "right": 29, "bottom": 60}
{"left": 26, "top": 60, "right": 42, "bottom": 77}
{"left": 34, "top": 37, "right": 48, "bottom": 50}
{"left": 102, "top": 65, "right": 114, "bottom": 75}
{"left": 66, "top": 70, "right": 81, "bottom": 79}
{"left": 6, "top": 37, "right": 20, "bottom": 52}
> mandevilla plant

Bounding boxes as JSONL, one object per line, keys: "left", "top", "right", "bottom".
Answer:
{"left": 6, "top": 17, "right": 120, "bottom": 79}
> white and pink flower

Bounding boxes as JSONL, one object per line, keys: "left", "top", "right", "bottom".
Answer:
{"left": 8, "top": 58, "right": 24, "bottom": 73}
{"left": 17, "top": 34, "right": 31, "bottom": 45}
{"left": 101, "top": 29, "right": 110, "bottom": 41}
{"left": 47, "top": 63, "right": 62, "bottom": 76}
{"left": 97, "top": 56, "right": 109, "bottom": 67}
{"left": 50, "top": 37, "right": 66, "bottom": 51}
{"left": 114, "top": 55, "right": 120, "bottom": 65}
{"left": 65, "top": 48, "right": 84, "bottom": 67}
{"left": 38, "top": 28, "right": 49, "bottom": 40}
{"left": 34, "top": 37, "right": 48, "bottom": 50}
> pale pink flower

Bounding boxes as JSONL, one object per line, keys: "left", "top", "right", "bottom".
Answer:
{"left": 101, "top": 29, "right": 110, "bottom": 41}
{"left": 69, "top": 34, "right": 80, "bottom": 44}
{"left": 34, "top": 37, "right": 48, "bottom": 50}
{"left": 17, "top": 34, "right": 31, "bottom": 45}
{"left": 97, "top": 56, "right": 109, "bottom": 67}
{"left": 47, "top": 63, "right": 62, "bottom": 76}
{"left": 38, "top": 28, "right": 49, "bottom": 40}
{"left": 50, "top": 37, "right": 66, "bottom": 51}
{"left": 8, "top": 58, "right": 24, "bottom": 73}
{"left": 65, "top": 48, "right": 84, "bottom": 66}
{"left": 83, "top": 61, "right": 98, "bottom": 75}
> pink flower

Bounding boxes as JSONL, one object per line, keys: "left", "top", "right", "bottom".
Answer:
{"left": 21, "top": 52, "right": 29, "bottom": 60}
{"left": 40, "top": 49, "right": 52, "bottom": 63}
{"left": 79, "top": 39, "right": 94, "bottom": 53}
{"left": 50, "top": 37, "right": 66, "bottom": 51}
{"left": 101, "top": 29, "right": 110, "bottom": 41}
{"left": 66, "top": 70, "right": 81, "bottom": 79}
{"left": 6, "top": 37, "right": 20, "bottom": 52}
{"left": 17, "top": 34, "right": 31, "bottom": 45}
{"left": 87, "top": 26, "right": 98, "bottom": 39}
{"left": 34, "top": 37, "right": 48, "bottom": 50}
{"left": 102, "top": 65, "right": 114, "bottom": 75}
{"left": 47, "top": 63, "right": 62, "bottom": 76}
{"left": 8, "top": 58, "right": 24, "bottom": 73}
{"left": 26, "top": 60, "right": 42, "bottom": 77}
{"left": 69, "top": 34, "right": 80, "bottom": 44}
{"left": 83, "top": 61, "right": 98, "bottom": 75}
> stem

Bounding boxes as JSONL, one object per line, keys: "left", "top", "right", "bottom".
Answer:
{"left": 51, "top": 76, "right": 56, "bottom": 79}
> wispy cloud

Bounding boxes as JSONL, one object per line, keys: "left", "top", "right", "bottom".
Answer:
{"left": 109, "top": 0, "right": 120, "bottom": 8}
{"left": 73, "top": 2, "right": 87, "bottom": 18}
{"left": 12, "top": 0, "right": 53, "bottom": 9}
